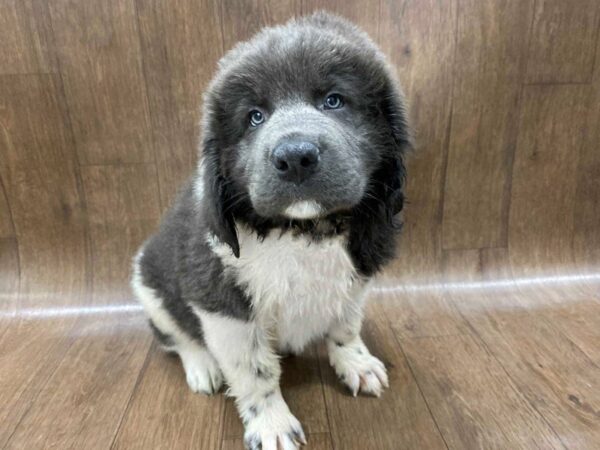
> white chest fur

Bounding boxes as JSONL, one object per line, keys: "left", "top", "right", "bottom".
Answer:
{"left": 207, "top": 226, "right": 361, "bottom": 352}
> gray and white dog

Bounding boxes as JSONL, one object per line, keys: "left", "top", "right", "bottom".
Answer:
{"left": 132, "top": 12, "right": 410, "bottom": 450}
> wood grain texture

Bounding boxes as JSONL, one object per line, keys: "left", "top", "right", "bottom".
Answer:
{"left": 302, "top": 0, "right": 378, "bottom": 40}
{"left": 0, "top": 74, "right": 86, "bottom": 307}
{"left": 379, "top": 0, "right": 457, "bottom": 280}
{"left": 0, "top": 238, "right": 18, "bottom": 322}
{"left": 442, "top": 0, "right": 534, "bottom": 250}
{"left": 526, "top": 0, "right": 600, "bottom": 84}
{"left": 467, "top": 313, "right": 600, "bottom": 448}
{"left": 136, "top": 0, "right": 223, "bottom": 206}
{"left": 377, "top": 285, "right": 468, "bottom": 340}
{"left": 222, "top": 0, "right": 301, "bottom": 51}
{"left": 542, "top": 303, "right": 600, "bottom": 365}
{"left": 0, "top": 0, "right": 57, "bottom": 74}
{"left": 0, "top": 180, "right": 15, "bottom": 238}
{"left": 113, "top": 345, "right": 224, "bottom": 450}
{"left": 401, "top": 332, "right": 564, "bottom": 449}
{"left": 48, "top": 0, "right": 154, "bottom": 165}
{"left": 444, "top": 247, "right": 600, "bottom": 448}
{"left": 574, "top": 38, "right": 600, "bottom": 268}
{"left": 6, "top": 164, "right": 164, "bottom": 449}
{"left": 376, "top": 0, "right": 468, "bottom": 341}
{"left": 441, "top": 247, "right": 523, "bottom": 312}
{"left": 81, "top": 163, "right": 162, "bottom": 304}
{"left": 1, "top": 0, "right": 600, "bottom": 448}
{"left": 509, "top": 84, "right": 590, "bottom": 275}
{"left": 4, "top": 316, "right": 151, "bottom": 450}
{"left": 0, "top": 321, "right": 76, "bottom": 447}
{"left": 319, "top": 303, "right": 447, "bottom": 450}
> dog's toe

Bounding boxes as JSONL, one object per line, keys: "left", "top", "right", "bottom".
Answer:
{"left": 243, "top": 397, "right": 305, "bottom": 450}
{"left": 328, "top": 340, "right": 389, "bottom": 397}
{"left": 179, "top": 347, "right": 223, "bottom": 395}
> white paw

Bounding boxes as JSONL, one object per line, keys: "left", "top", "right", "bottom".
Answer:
{"left": 179, "top": 347, "right": 223, "bottom": 395}
{"left": 328, "top": 338, "right": 389, "bottom": 397}
{"left": 243, "top": 392, "right": 306, "bottom": 450}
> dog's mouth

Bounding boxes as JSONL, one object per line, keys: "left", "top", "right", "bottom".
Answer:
{"left": 247, "top": 172, "right": 365, "bottom": 221}
{"left": 283, "top": 200, "right": 323, "bottom": 219}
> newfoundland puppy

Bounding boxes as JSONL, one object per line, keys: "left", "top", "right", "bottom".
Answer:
{"left": 132, "top": 12, "right": 410, "bottom": 450}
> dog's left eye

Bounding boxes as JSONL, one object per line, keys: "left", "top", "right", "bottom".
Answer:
{"left": 249, "top": 110, "right": 265, "bottom": 127}
{"left": 324, "top": 93, "right": 344, "bottom": 110}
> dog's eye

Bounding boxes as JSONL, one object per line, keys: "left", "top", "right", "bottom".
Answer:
{"left": 249, "top": 110, "right": 265, "bottom": 127}
{"left": 324, "top": 93, "right": 344, "bottom": 110}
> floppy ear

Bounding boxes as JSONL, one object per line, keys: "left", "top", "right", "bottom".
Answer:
{"left": 202, "top": 137, "right": 240, "bottom": 258}
{"left": 351, "top": 75, "right": 410, "bottom": 228}
{"left": 377, "top": 75, "right": 411, "bottom": 220}
{"left": 374, "top": 151, "right": 406, "bottom": 223}
{"left": 347, "top": 77, "right": 411, "bottom": 276}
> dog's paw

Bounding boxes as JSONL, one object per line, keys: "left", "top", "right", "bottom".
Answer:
{"left": 242, "top": 394, "right": 306, "bottom": 450}
{"left": 179, "top": 347, "right": 223, "bottom": 395}
{"left": 328, "top": 339, "right": 389, "bottom": 397}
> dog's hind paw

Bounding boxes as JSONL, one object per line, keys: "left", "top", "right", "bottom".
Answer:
{"left": 179, "top": 346, "right": 223, "bottom": 395}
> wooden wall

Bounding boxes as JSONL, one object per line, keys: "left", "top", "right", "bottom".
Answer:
{"left": 1, "top": 1, "right": 599, "bottom": 448}
{"left": 1, "top": 0, "right": 599, "bottom": 311}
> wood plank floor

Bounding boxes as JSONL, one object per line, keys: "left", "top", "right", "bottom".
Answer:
{"left": 1, "top": 0, "right": 599, "bottom": 449}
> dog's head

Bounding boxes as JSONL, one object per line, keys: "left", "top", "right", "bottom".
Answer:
{"left": 201, "top": 13, "right": 411, "bottom": 257}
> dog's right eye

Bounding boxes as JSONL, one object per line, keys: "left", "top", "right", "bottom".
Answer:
{"left": 324, "top": 93, "right": 344, "bottom": 110}
{"left": 249, "top": 110, "right": 265, "bottom": 127}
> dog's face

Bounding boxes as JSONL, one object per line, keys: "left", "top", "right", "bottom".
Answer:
{"left": 214, "top": 43, "right": 384, "bottom": 219}
{"left": 232, "top": 88, "right": 372, "bottom": 220}
{"left": 201, "top": 14, "right": 410, "bottom": 255}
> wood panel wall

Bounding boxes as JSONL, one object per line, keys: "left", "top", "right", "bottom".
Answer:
{"left": 1, "top": 1, "right": 599, "bottom": 449}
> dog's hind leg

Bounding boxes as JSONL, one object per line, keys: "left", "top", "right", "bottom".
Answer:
{"left": 172, "top": 333, "right": 223, "bottom": 395}
{"left": 131, "top": 252, "right": 223, "bottom": 395}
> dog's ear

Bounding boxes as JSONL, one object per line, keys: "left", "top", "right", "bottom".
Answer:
{"left": 202, "top": 137, "right": 240, "bottom": 258}
{"left": 347, "top": 77, "right": 411, "bottom": 275}
{"left": 377, "top": 75, "right": 412, "bottom": 220}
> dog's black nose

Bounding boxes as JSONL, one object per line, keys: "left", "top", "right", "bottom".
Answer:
{"left": 272, "top": 140, "right": 320, "bottom": 183}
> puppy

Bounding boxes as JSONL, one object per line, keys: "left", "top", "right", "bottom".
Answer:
{"left": 132, "top": 12, "right": 410, "bottom": 450}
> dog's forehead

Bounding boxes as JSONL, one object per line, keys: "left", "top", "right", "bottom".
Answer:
{"left": 219, "top": 32, "right": 374, "bottom": 103}
{"left": 232, "top": 55, "right": 334, "bottom": 98}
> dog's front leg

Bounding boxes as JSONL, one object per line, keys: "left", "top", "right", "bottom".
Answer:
{"left": 199, "top": 311, "right": 306, "bottom": 450}
{"left": 326, "top": 285, "right": 389, "bottom": 397}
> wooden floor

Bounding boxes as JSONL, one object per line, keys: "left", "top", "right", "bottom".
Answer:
{"left": 1, "top": 0, "right": 600, "bottom": 449}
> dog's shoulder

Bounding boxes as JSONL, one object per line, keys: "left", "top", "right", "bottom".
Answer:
{"left": 137, "top": 177, "right": 253, "bottom": 321}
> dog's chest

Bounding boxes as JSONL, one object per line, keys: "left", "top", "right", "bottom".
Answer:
{"left": 210, "top": 228, "right": 358, "bottom": 351}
